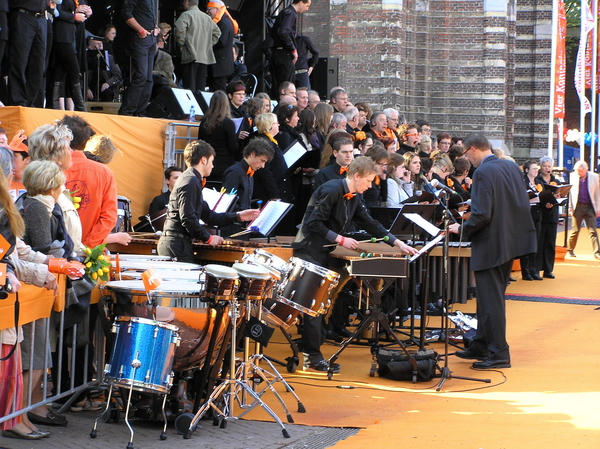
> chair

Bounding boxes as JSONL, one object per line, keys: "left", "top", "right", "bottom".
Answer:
{"left": 239, "top": 73, "right": 258, "bottom": 97}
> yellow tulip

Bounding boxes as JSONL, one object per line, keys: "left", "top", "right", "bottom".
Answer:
{"left": 102, "top": 267, "right": 110, "bottom": 273}
{"left": 91, "top": 272, "right": 98, "bottom": 280}
{"left": 85, "top": 262, "right": 92, "bottom": 268}
{"left": 85, "top": 247, "right": 92, "bottom": 255}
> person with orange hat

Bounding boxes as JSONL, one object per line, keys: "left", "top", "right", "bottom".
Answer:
{"left": 206, "top": 0, "right": 237, "bottom": 92}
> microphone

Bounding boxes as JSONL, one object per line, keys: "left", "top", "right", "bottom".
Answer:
{"left": 430, "top": 178, "right": 459, "bottom": 195}
{"left": 419, "top": 175, "right": 437, "bottom": 194}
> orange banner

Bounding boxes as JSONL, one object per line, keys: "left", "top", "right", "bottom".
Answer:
{"left": 554, "top": 0, "right": 567, "bottom": 119}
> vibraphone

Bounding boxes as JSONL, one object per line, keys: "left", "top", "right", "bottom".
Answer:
{"left": 331, "top": 241, "right": 473, "bottom": 306}
{"left": 107, "top": 234, "right": 293, "bottom": 266}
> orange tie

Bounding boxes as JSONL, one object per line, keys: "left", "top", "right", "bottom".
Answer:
{"left": 339, "top": 166, "right": 348, "bottom": 175}
{"left": 374, "top": 176, "right": 381, "bottom": 186}
{"left": 246, "top": 167, "right": 255, "bottom": 177}
{"left": 201, "top": 178, "right": 206, "bottom": 188}
{"left": 343, "top": 193, "right": 356, "bottom": 200}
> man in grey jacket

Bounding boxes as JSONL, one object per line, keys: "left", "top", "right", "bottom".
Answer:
{"left": 175, "top": 0, "right": 221, "bottom": 94}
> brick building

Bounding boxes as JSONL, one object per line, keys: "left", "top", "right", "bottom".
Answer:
{"left": 300, "top": 0, "right": 553, "bottom": 159}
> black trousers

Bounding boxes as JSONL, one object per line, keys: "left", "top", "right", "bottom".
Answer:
{"left": 157, "top": 234, "right": 194, "bottom": 263}
{"left": 119, "top": 33, "right": 156, "bottom": 116}
{"left": 182, "top": 62, "right": 208, "bottom": 94}
{"left": 9, "top": 11, "right": 47, "bottom": 106}
{"left": 536, "top": 220, "right": 558, "bottom": 274}
{"left": 270, "top": 48, "right": 295, "bottom": 96}
{"left": 471, "top": 259, "right": 512, "bottom": 360}
{"left": 294, "top": 248, "right": 328, "bottom": 364}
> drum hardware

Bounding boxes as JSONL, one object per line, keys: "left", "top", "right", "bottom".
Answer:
{"left": 183, "top": 291, "right": 291, "bottom": 440}
{"left": 91, "top": 317, "right": 181, "bottom": 446}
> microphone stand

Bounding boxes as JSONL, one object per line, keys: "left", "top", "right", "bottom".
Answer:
{"left": 435, "top": 206, "right": 490, "bottom": 390}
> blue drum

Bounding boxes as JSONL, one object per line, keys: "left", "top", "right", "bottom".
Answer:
{"left": 105, "top": 317, "right": 180, "bottom": 394}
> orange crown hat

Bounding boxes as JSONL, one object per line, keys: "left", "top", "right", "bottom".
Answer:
{"left": 207, "top": 0, "right": 239, "bottom": 35}
{"left": 9, "top": 143, "right": 28, "bottom": 154}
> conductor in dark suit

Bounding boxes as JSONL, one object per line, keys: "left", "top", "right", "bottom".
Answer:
{"left": 449, "top": 134, "right": 536, "bottom": 369}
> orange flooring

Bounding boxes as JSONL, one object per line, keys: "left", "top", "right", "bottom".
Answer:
{"left": 243, "top": 230, "right": 600, "bottom": 448}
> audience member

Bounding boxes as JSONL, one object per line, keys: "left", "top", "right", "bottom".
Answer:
{"left": 175, "top": 0, "right": 221, "bottom": 94}
{"left": 294, "top": 34, "right": 318, "bottom": 89}
{"left": 206, "top": 0, "right": 236, "bottom": 92}
{"left": 119, "top": 0, "right": 157, "bottom": 116}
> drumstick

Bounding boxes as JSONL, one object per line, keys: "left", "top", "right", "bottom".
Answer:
{"left": 324, "top": 236, "right": 390, "bottom": 247}
{"left": 229, "top": 225, "right": 259, "bottom": 238}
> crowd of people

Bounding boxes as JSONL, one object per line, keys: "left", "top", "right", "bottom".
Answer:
{"left": 0, "top": 116, "right": 131, "bottom": 440}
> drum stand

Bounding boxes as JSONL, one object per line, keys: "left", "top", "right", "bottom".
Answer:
{"left": 91, "top": 351, "right": 170, "bottom": 449}
{"left": 183, "top": 298, "right": 291, "bottom": 440}
{"left": 235, "top": 305, "right": 305, "bottom": 423}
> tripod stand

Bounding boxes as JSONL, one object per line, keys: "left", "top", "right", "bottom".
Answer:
{"left": 434, "top": 207, "right": 490, "bottom": 391}
{"left": 183, "top": 298, "right": 290, "bottom": 439}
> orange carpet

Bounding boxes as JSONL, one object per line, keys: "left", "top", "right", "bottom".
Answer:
{"left": 242, "top": 229, "right": 600, "bottom": 448}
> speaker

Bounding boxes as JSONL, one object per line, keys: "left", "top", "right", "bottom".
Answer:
{"left": 147, "top": 88, "right": 202, "bottom": 120}
{"left": 310, "top": 57, "right": 339, "bottom": 99}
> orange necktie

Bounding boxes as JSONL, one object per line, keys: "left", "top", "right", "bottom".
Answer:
{"left": 246, "top": 167, "right": 255, "bottom": 177}
{"left": 201, "top": 178, "right": 206, "bottom": 188}
{"left": 343, "top": 193, "right": 356, "bottom": 200}
{"left": 374, "top": 176, "right": 381, "bottom": 186}
{"left": 339, "top": 166, "right": 348, "bottom": 175}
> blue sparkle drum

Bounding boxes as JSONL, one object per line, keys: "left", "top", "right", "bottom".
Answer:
{"left": 105, "top": 316, "right": 180, "bottom": 393}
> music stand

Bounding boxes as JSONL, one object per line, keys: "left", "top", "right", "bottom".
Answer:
{"left": 407, "top": 210, "right": 490, "bottom": 390}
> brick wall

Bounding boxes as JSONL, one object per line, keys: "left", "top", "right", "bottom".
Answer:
{"left": 301, "top": 0, "right": 552, "bottom": 157}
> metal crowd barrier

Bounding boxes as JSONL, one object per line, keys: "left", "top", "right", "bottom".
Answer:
{"left": 0, "top": 277, "right": 106, "bottom": 425}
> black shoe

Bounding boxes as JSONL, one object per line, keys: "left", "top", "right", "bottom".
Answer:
{"left": 472, "top": 358, "right": 511, "bottom": 369}
{"left": 305, "top": 360, "right": 341, "bottom": 373}
{"left": 335, "top": 328, "right": 354, "bottom": 339}
{"left": 325, "top": 329, "right": 343, "bottom": 342}
{"left": 28, "top": 411, "right": 68, "bottom": 426}
{"left": 508, "top": 276, "right": 517, "bottom": 282}
{"left": 531, "top": 274, "right": 543, "bottom": 281}
{"left": 522, "top": 274, "right": 533, "bottom": 281}
{"left": 455, "top": 347, "right": 490, "bottom": 360}
{"left": 543, "top": 272, "right": 555, "bottom": 279}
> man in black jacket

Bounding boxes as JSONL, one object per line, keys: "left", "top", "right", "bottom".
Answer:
{"left": 270, "top": 0, "right": 311, "bottom": 96}
{"left": 293, "top": 157, "right": 417, "bottom": 372}
{"left": 157, "top": 140, "right": 259, "bottom": 262}
{"left": 449, "top": 133, "right": 536, "bottom": 369}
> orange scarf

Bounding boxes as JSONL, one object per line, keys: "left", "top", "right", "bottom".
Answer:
{"left": 246, "top": 167, "right": 255, "bottom": 177}
{"left": 201, "top": 178, "right": 206, "bottom": 188}
{"left": 265, "top": 132, "right": 278, "bottom": 146}
{"left": 207, "top": 1, "right": 240, "bottom": 35}
{"left": 339, "top": 166, "right": 348, "bottom": 175}
{"left": 343, "top": 193, "right": 356, "bottom": 200}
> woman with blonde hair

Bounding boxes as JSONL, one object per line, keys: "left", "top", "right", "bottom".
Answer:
{"left": 386, "top": 152, "right": 411, "bottom": 206}
{"left": 314, "top": 102, "right": 334, "bottom": 148}
{"left": 253, "top": 113, "right": 290, "bottom": 204}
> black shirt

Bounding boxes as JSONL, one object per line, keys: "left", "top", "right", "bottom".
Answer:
{"left": 122, "top": 0, "right": 156, "bottom": 31}
{"left": 271, "top": 5, "right": 297, "bottom": 51}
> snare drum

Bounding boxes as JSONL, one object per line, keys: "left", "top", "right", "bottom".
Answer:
{"left": 232, "top": 263, "right": 273, "bottom": 301}
{"left": 114, "top": 254, "right": 172, "bottom": 261}
{"left": 113, "top": 196, "right": 132, "bottom": 233}
{"left": 103, "top": 281, "right": 227, "bottom": 371}
{"left": 203, "top": 265, "right": 239, "bottom": 301}
{"left": 243, "top": 249, "right": 290, "bottom": 281}
{"left": 105, "top": 316, "right": 179, "bottom": 393}
{"left": 277, "top": 258, "right": 340, "bottom": 317}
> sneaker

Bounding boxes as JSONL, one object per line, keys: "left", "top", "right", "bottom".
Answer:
{"left": 568, "top": 250, "right": 576, "bottom": 257}
{"left": 71, "top": 399, "right": 103, "bottom": 412}
{"left": 305, "top": 359, "right": 341, "bottom": 373}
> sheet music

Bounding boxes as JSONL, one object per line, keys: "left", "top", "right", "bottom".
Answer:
{"left": 408, "top": 233, "right": 445, "bottom": 262}
{"left": 283, "top": 141, "right": 307, "bottom": 168}
{"left": 232, "top": 117, "right": 244, "bottom": 133}
{"left": 404, "top": 212, "right": 441, "bottom": 238}
{"left": 247, "top": 200, "right": 292, "bottom": 236}
{"left": 203, "top": 188, "right": 237, "bottom": 213}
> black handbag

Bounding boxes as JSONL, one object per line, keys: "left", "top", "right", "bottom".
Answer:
{"left": 376, "top": 348, "right": 439, "bottom": 382}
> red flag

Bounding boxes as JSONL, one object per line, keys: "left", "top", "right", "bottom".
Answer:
{"left": 554, "top": 0, "right": 567, "bottom": 118}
